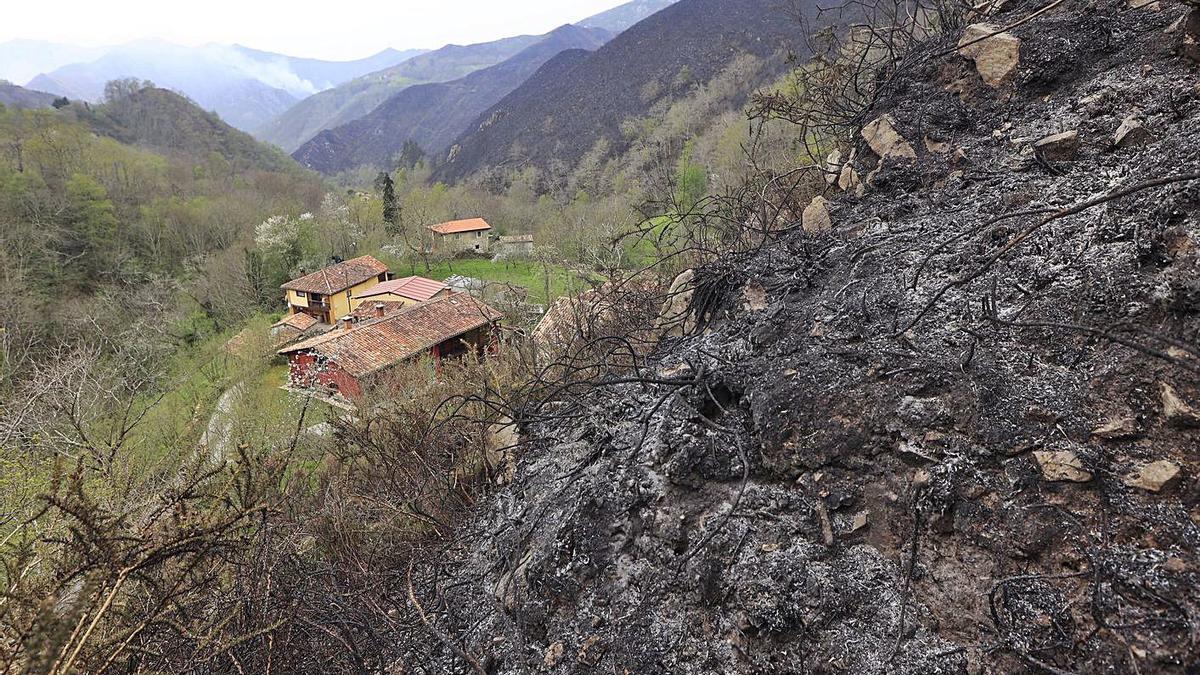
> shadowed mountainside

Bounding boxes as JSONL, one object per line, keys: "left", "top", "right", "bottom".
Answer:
{"left": 0, "top": 82, "right": 58, "bottom": 109}
{"left": 72, "top": 86, "right": 304, "bottom": 174}
{"left": 257, "top": 33, "right": 552, "bottom": 153}
{"left": 434, "top": 0, "right": 815, "bottom": 183}
{"left": 292, "top": 25, "right": 611, "bottom": 175}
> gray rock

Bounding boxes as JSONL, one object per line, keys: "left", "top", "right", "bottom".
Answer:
{"left": 1034, "top": 449, "right": 1094, "bottom": 483}
{"left": 1123, "top": 460, "right": 1182, "bottom": 493}
{"left": 1034, "top": 130, "right": 1081, "bottom": 162}
{"left": 1114, "top": 116, "right": 1154, "bottom": 148}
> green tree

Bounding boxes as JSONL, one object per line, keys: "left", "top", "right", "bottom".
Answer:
{"left": 376, "top": 171, "right": 400, "bottom": 235}
{"left": 65, "top": 173, "right": 120, "bottom": 285}
{"left": 675, "top": 141, "right": 708, "bottom": 214}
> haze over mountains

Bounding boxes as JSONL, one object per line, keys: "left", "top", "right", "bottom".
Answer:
{"left": 292, "top": 24, "right": 612, "bottom": 174}
{"left": 7, "top": 40, "right": 427, "bottom": 133}
{"left": 2, "top": 0, "right": 683, "bottom": 154}
{"left": 260, "top": 0, "right": 678, "bottom": 153}
{"left": 256, "top": 32, "right": 553, "bottom": 153}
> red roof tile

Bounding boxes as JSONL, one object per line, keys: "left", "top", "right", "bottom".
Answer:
{"left": 349, "top": 300, "right": 407, "bottom": 321}
{"left": 281, "top": 255, "right": 389, "bottom": 294}
{"left": 280, "top": 295, "right": 503, "bottom": 378}
{"left": 356, "top": 276, "right": 450, "bottom": 302}
{"left": 273, "top": 312, "right": 320, "bottom": 331}
{"left": 428, "top": 218, "right": 492, "bottom": 235}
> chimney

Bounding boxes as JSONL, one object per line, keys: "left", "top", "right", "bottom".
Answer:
{"left": 374, "top": 303, "right": 386, "bottom": 319}
{"left": 340, "top": 316, "right": 354, "bottom": 331}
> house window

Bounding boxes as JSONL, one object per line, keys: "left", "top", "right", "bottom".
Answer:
{"left": 476, "top": 231, "right": 483, "bottom": 238}
{"left": 296, "top": 291, "right": 307, "bottom": 298}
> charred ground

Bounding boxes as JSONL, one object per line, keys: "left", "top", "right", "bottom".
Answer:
{"left": 394, "top": 1, "right": 1200, "bottom": 673}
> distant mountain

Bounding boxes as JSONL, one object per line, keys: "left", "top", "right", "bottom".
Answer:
{"left": 436, "top": 0, "right": 815, "bottom": 183}
{"left": 225, "top": 45, "right": 428, "bottom": 93}
{"left": 72, "top": 86, "right": 303, "bottom": 174}
{"left": 24, "top": 40, "right": 424, "bottom": 133}
{"left": 292, "top": 25, "right": 611, "bottom": 175}
{"left": 578, "top": 0, "right": 680, "bottom": 32}
{"left": 257, "top": 33, "right": 551, "bottom": 153}
{"left": 0, "top": 40, "right": 108, "bottom": 86}
{"left": 0, "top": 82, "right": 58, "bottom": 109}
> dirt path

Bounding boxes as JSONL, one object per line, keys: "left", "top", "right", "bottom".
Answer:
{"left": 198, "top": 383, "right": 244, "bottom": 465}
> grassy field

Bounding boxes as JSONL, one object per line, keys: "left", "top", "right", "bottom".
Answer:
{"left": 385, "top": 257, "right": 585, "bottom": 305}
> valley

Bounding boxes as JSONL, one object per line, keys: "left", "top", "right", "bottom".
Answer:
{"left": 2, "top": 0, "right": 1199, "bottom": 673}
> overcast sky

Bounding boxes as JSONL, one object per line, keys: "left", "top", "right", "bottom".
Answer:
{"left": 1, "top": 0, "right": 628, "bottom": 60}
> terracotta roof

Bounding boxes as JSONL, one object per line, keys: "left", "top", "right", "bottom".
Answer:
{"left": 281, "top": 255, "right": 389, "bottom": 294}
{"left": 349, "top": 300, "right": 407, "bottom": 321}
{"left": 428, "top": 218, "right": 492, "bottom": 235}
{"left": 280, "top": 295, "right": 503, "bottom": 378}
{"left": 356, "top": 276, "right": 450, "bottom": 302}
{"left": 273, "top": 312, "right": 320, "bottom": 331}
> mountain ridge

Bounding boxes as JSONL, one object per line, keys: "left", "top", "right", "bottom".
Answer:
{"left": 0, "top": 82, "right": 59, "bottom": 109}
{"left": 70, "top": 85, "right": 305, "bottom": 174}
{"left": 291, "top": 24, "right": 611, "bottom": 174}
{"left": 18, "top": 41, "right": 426, "bottom": 133}
{"left": 256, "top": 32, "right": 553, "bottom": 152}
{"left": 577, "top": 0, "right": 680, "bottom": 32}
{"left": 435, "top": 0, "right": 814, "bottom": 183}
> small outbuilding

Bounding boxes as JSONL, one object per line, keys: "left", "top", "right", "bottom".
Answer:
{"left": 353, "top": 276, "right": 451, "bottom": 308}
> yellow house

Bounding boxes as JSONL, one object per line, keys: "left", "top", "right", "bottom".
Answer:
{"left": 282, "top": 255, "right": 390, "bottom": 325}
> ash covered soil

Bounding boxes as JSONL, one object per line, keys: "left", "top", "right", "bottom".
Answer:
{"left": 397, "top": 2, "right": 1200, "bottom": 672}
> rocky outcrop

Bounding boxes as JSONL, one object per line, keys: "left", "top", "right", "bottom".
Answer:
{"left": 1124, "top": 459, "right": 1182, "bottom": 492}
{"left": 956, "top": 23, "right": 1021, "bottom": 87}
{"left": 1033, "top": 129, "right": 1080, "bottom": 161}
{"left": 861, "top": 114, "right": 916, "bottom": 159}
{"left": 1114, "top": 114, "right": 1154, "bottom": 148}
{"left": 802, "top": 195, "right": 833, "bottom": 232}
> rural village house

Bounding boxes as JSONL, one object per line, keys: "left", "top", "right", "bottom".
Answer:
{"left": 427, "top": 217, "right": 492, "bottom": 254}
{"left": 281, "top": 255, "right": 390, "bottom": 325}
{"left": 494, "top": 233, "right": 534, "bottom": 259}
{"left": 279, "top": 294, "right": 503, "bottom": 399}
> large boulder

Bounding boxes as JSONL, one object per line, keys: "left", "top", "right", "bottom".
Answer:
{"left": 803, "top": 196, "right": 833, "bottom": 233}
{"left": 1114, "top": 115, "right": 1154, "bottom": 148}
{"left": 1034, "top": 449, "right": 1093, "bottom": 483}
{"left": 861, "top": 115, "right": 916, "bottom": 160}
{"left": 1184, "top": 9, "right": 1200, "bottom": 63}
{"left": 1034, "top": 130, "right": 1081, "bottom": 162}
{"left": 657, "top": 269, "right": 697, "bottom": 338}
{"left": 957, "top": 23, "right": 1022, "bottom": 87}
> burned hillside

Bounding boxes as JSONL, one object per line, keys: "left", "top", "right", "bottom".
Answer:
{"left": 393, "top": 1, "right": 1200, "bottom": 673}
